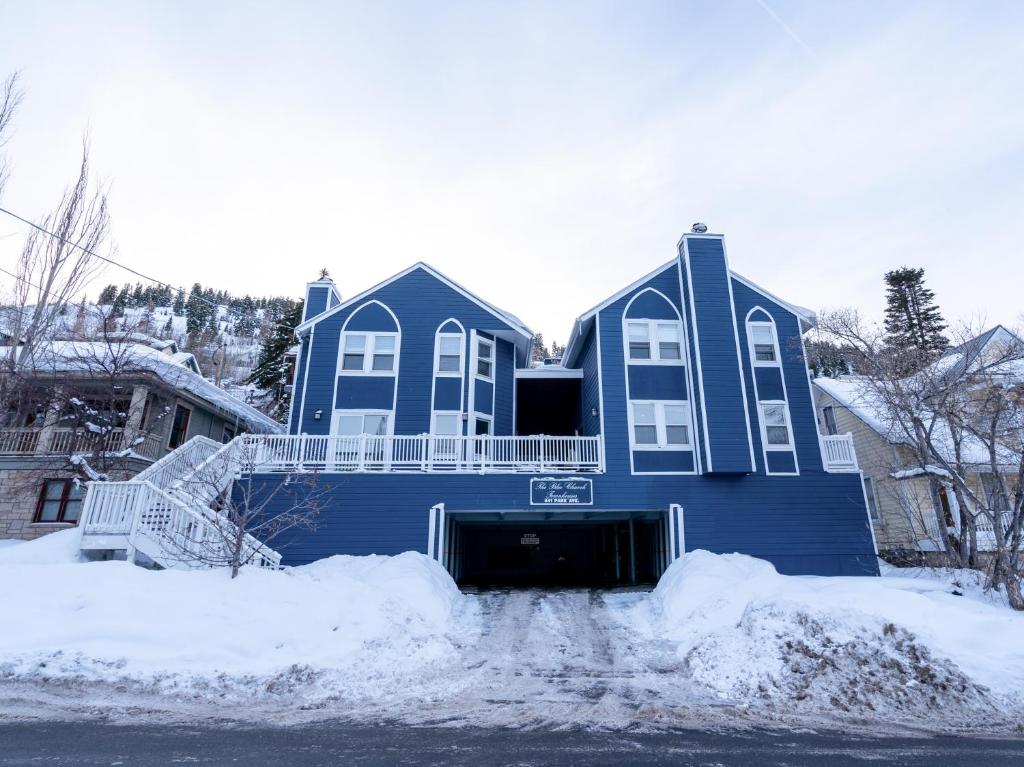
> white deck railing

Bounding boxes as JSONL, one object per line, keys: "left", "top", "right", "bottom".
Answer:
{"left": 0, "top": 426, "right": 164, "bottom": 461}
{"left": 821, "top": 433, "right": 859, "bottom": 472}
{"left": 243, "top": 434, "right": 604, "bottom": 474}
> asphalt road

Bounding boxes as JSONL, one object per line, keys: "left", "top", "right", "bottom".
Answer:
{"left": 1, "top": 722, "right": 1023, "bottom": 766}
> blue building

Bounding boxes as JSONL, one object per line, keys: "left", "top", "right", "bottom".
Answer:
{"left": 247, "top": 228, "right": 878, "bottom": 584}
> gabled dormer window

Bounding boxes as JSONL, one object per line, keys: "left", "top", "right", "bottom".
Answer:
{"left": 626, "top": 321, "right": 683, "bottom": 363}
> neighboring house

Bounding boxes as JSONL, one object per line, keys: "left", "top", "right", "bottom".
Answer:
{"left": 0, "top": 335, "right": 282, "bottom": 541}
{"left": 813, "top": 326, "right": 1023, "bottom": 562}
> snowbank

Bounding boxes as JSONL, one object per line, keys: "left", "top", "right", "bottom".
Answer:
{"left": 0, "top": 539, "right": 472, "bottom": 702}
{"left": 640, "top": 550, "right": 1024, "bottom": 718}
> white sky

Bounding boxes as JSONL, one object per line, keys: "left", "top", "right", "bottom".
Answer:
{"left": 1, "top": 1, "right": 1022, "bottom": 344}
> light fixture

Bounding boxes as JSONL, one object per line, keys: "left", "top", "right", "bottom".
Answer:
{"left": 591, "top": 407, "right": 599, "bottom": 418}
{"left": 314, "top": 409, "right": 323, "bottom": 421}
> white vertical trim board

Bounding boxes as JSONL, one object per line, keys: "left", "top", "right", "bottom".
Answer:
{"left": 680, "top": 238, "right": 713, "bottom": 472}
{"left": 675, "top": 259, "right": 703, "bottom": 475}
{"left": 298, "top": 324, "right": 316, "bottom": 434}
{"left": 743, "top": 306, "right": 799, "bottom": 476}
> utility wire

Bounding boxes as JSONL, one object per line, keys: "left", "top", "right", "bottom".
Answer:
{"left": 0, "top": 204, "right": 301, "bottom": 331}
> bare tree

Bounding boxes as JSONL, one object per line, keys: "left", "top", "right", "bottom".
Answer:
{"left": 2, "top": 140, "right": 112, "bottom": 377}
{"left": 818, "top": 310, "right": 1024, "bottom": 608}
{"left": 0, "top": 71, "right": 24, "bottom": 200}
{"left": 155, "top": 438, "right": 325, "bottom": 578}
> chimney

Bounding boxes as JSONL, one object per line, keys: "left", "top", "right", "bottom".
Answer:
{"left": 303, "top": 272, "right": 341, "bottom": 324}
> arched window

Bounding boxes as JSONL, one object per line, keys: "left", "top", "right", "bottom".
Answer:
{"left": 339, "top": 300, "right": 401, "bottom": 375}
{"left": 622, "top": 289, "right": 684, "bottom": 365}
{"left": 434, "top": 319, "right": 465, "bottom": 376}
{"left": 745, "top": 307, "right": 797, "bottom": 469}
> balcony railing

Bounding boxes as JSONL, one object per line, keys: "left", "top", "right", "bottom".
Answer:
{"left": 243, "top": 434, "right": 604, "bottom": 474}
{"left": 0, "top": 426, "right": 165, "bottom": 462}
{"left": 821, "top": 433, "right": 859, "bottom": 472}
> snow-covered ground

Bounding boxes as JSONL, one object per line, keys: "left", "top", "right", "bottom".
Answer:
{"left": 1, "top": 532, "right": 1021, "bottom": 735}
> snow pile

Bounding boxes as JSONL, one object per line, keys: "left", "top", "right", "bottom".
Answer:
{"left": 0, "top": 533, "right": 472, "bottom": 704}
{"left": 640, "top": 551, "right": 1024, "bottom": 720}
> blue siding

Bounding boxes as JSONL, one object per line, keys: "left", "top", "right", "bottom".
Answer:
{"left": 433, "top": 377, "right": 461, "bottom": 411}
{"left": 767, "top": 451, "right": 797, "bottom": 474}
{"left": 633, "top": 450, "right": 694, "bottom": 473}
{"left": 576, "top": 324, "right": 601, "bottom": 437}
{"left": 304, "top": 286, "right": 329, "bottom": 322}
{"left": 755, "top": 367, "right": 786, "bottom": 401}
{"left": 683, "top": 237, "right": 753, "bottom": 473}
{"left": 336, "top": 376, "right": 395, "bottom": 410}
{"left": 288, "top": 337, "right": 311, "bottom": 433}
{"left": 624, "top": 290, "right": 679, "bottom": 320}
{"left": 627, "top": 365, "right": 687, "bottom": 400}
{"left": 495, "top": 339, "right": 514, "bottom": 435}
{"left": 298, "top": 312, "right": 345, "bottom": 435}
{"left": 473, "top": 379, "right": 494, "bottom": 416}
{"left": 346, "top": 302, "right": 398, "bottom": 332}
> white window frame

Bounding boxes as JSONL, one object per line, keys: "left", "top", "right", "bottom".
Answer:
{"left": 332, "top": 409, "right": 394, "bottom": 437}
{"left": 627, "top": 400, "right": 693, "bottom": 450}
{"left": 623, "top": 319, "right": 685, "bottom": 365}
{"left": 758, "top": 400, "right": 794, "bottom": 451}
{"left": 430, "top": 411, "right": 462, "bottom": 436}
{"left": 746, "top": 321, "right": 781, "bottom": 368}
{"left": 822, "top": 405, "right": 838, "bottom": 436}
{"left": 863, "top": 477, "right": 881, "bottom": 522}
{"left": 475, "top": 337, "right": 495, "bottom": 380}
{"left": 338, "top": 331, "right": 400, "bottom": 376}
{"left": 434, "top": 330, "right": 465, "bottom": 377}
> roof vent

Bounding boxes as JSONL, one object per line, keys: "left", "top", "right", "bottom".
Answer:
{"left": 691, "top": 222, "right": 708, "bottom": 234}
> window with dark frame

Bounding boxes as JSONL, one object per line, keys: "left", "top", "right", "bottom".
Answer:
{"left": 34, "top": 479, "right": 84, "bottom": 524}
{"left": 822, "top": 405, "right": 838, "bottom": 435}
{"left": 168, "top": 404, "right": 191, "bottom": 449}
{"left": 863, "top": 477, "right": 880, "bottom": 522}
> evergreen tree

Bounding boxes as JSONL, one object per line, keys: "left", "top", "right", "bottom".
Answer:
{"left": 806, "top": 339, "right": 854, "bottom": 379}
{"left": 883, "top": 267, "right": 948, "bottom": 355}
{"left": 531, "top": 333, "right": 550, "bottom": 363}
{"left": 161, "top": 315, "right": 174, "bottom": 338}
{"left": 172, "top": 289, "right": 186, "bottom": 316}
{"left": 97, "top": 284, "right": 118, "bottom": 305}
{"left": 111, "top": 285, "right": 130, "bottom": 319}
{"left": 185, "top": 283, "right": 209, "bottom": 336}
{"left": 249, "top": 300, "right": 303, "bottom": 420}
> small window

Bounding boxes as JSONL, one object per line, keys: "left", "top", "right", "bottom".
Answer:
{"left": 822, "top": 405, "right": 838, "bottom": 436}
{"left": 342, "top": 334, "right": 366, "bottom": 371}
{"left": 631, "top": 403, "right": 658, "bottom": 445}
{"left": 437, "top": 335, "right": 462, "bottom": 373}
{"left": 168, "top": 404, "right": 191, "bottom": 449}
{"left": 664, "top": 404, "right": 690, "bottom": 446}
{"left": 476, "top": 339, "right": 494, "bottom": 378}
{"left": 761, "top": 403, "right": 792, "bottom": 448}
{"left": 432, "top": 413, "right": 460, "bottom": 435}
{"left": 474, "top": 417, "right": 492, "bottom": 436}
{"left": 863, "top": 477, "right": 880, "bottom": 522}
{"left": 336, "top": 412, "right": 390, "bottom": 436}
{"left": 751, "top": 324, "right": 777, "bottom": 363}
{"left": 34, "top": 479, "right": 83, "bottom": 524}
{"left": 372, "top": 335, "right": 396, "bottom": 371}
{"left": 657, "top": 324, "right": 682, "bottom": 360}
{"left": 222, "top": 425, "right": 236, "bottom": 444}
{"left": 628, "top": 323, "right": 652, "bottom": 360}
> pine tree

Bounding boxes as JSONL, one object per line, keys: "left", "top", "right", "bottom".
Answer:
{"left": 249, "top": 300, "right": 303, "bottom": 420}
{"left": 185, "top": 283, "right": 208, "bottom": 336}
{"left": 97, "top": 284, "right": 118, "bottom": 305}
{"left": 172, "top": 289, "right": 186, "bottom": 316}
{"left": 161, "top": 316, "right": 174, "bottom": 338}
{"left": 531, "top": 333, "right": 550, "bottom": 363}
{"left": 883, "top": 267, "right": 948, "bottom": 355}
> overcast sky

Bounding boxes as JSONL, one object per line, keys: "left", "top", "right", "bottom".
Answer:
{"left": 1, "top": 1, "right": 1022, "bottom": 343}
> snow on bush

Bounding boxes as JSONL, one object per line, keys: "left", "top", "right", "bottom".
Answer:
{"left": 641, "top": 550, "right": 1024, "bottom": 719}
{"left": 0, "top": 531, "right": 473, "bottom": 703}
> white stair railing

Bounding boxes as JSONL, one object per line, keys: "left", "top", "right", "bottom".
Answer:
{"left": 821, "top": 433, "right": 859, "bottom": 472}
{"left": 134, "top": 435, "right": 224, "bottom": 491}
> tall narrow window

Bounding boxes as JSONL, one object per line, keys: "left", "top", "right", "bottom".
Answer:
{"left": 168, "top": 404, "right": 191, "bottom": 449}
{"left": 657, "top": 324, "right": 682, "bottom": 360}
{"left": 822, "top": 405, "right": 838, "bottom": 436}
{"left": 372, "top": 335, "right": 396, "bottom": 371}
{"left": 631, "top": 403, "right": 658, "bottom": 445}
{"left": 750, "top": 324, "right": 777, "bottom": 363}
{"left": 437, "top": 335, "right": 463, "bottom": 373}
{"left": 664, "top": 404, "right": 690, "bottom": 446}
{"left": 761, "top": 403, "right": 792, "bottom": 448}
{"left": 476, "top": 338, "right": 494, "bottom": 378}
{"left": 863, "top": 477, "right": 880, "bottom": 522}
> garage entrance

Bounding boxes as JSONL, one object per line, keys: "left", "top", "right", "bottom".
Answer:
{"left": 442, "top": 511, "right": 671, "bottom": 587}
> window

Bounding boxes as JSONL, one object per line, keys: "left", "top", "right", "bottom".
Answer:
{"left": 822, "top": 405, "right": 838, "bottom": 436}
{"left": 436, "top": 335, "right": 463, "bottom": 374}
{"left": 34, "top": 479, "right": 84, "bottom": 524}
{"left": 630, "top": 401, "right": 692, "bottom": 449}
{"left": 168, "top": 404, "right": 191, "bottom": 449}
{"left": 474, "top": 417, "right": 492, "bottom": 436}
{"left": 336, "top": 412, "right": 390, "bottom": 436}
{"left": 476, "top": 338, "right": 494, "bottom": 379}
{"left": 863, "top": 477, "right": 880, "bottom": 522}
{"left": 432, "top": 413, "right": 461, "bottom": 435}
{"left": 341, "top": 333, "right": 398, "bottom": 374}
{"left": 222, "top": 425, "right": 236, "bottom": 443}
{"left": 627, "top": 320, "right": 684, "bottom": 363}
{"left": 760, "top": 402, "right": 792, "bottom": 448}
{"left": 750, "top": 324, "right": 778, "bottom": 364}
{"left": 980, "top": 473, "right": 1009, "bottom": 511}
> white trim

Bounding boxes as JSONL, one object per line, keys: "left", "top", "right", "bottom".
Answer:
{"left": 674, "top": 259, "right": 703, "bottom": 475}
{"left": 337, "top": 330, "right": 401, "bottom": 376}
{"left": 332, "top": 409, "right": 395, "bottom": 437}
{"left": 595, "top": 313, "right": 607, "bottom": 465}
{"left": 859, "top": 470, "right": 880, "bottom": 556}
{"left": 680, "top": 238, "right": 713, "bottom": 472}
{"left": 433, "top": 318, "right": 466, "bottom": 377}
{"left": 475, "top": 336, "right": 495, "bottom": 381}
{"left": 744, "top": 306, "right": 799, "bottom": 476}
{"left": 575, "top": 259, "right": 678, "bottom": 322}
{"left": 515, "top": 367, "right": 584, "bottom": 379}
{"left": 296, "top": 262, "right": 532, "bottom": 340}
{"left": 730, "top": 271, "right": 817, "bottom": 330}
{"left": 297, "top": 324, "right": 315, "bottom": 434}
{"left": 467, "top": 330, "right": 477, "bottom": 431}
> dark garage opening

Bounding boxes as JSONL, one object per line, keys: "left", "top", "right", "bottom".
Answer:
{"left": 454, "top": 517, "right": 663, "bottom": 587}
{"left": 516, "top": 377, "right": 581, "bottom": 436}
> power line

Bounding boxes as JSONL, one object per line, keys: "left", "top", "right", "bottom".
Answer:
{"left": 0, "top": 204, "right": 300, "bottom": 330}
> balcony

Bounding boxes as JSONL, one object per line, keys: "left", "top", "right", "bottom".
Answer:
{"left": 244, "top": 434, "right": 604, "bottom": 474}
{"left": 821, "top": 433, "right": 859, "bottom": 472}
{"left": 0, "top": 427, "right": 165, "bottom": 462}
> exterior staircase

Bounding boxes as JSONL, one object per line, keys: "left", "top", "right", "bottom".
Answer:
{"left": 78, "top": 435, "right": 281, "bottom": 570}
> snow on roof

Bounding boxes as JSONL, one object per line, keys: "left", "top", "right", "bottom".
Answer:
{"left": 9, "top": 341, "right": 282, "bottom": 434}
{"left": 814, "top": 375, "right": 1016, "bottom": 467}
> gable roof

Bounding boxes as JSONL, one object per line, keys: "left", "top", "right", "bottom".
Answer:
{"left": 296, "top": 262, "right": 533, "bottom": 341}
{"left": 931, "top": 325, "right": 1024, "bottom": 383}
